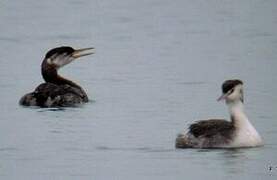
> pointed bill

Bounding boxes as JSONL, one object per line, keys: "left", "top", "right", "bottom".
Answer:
{"left": 217, "top": 93, "right": 228, "bottom": 101}
{"left": 72, "top": 47, "right": 95, "bottom": 58}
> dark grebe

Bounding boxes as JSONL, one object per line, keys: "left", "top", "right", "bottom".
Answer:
{"left": 20, "top": 46, "right": 95, "bottom": 107}
{"left": 176, "top": 79, "right": 263, "bottom": 148}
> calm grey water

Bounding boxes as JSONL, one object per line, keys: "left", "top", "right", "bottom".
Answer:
{"left": 1, "top": 0, "right": 277, "bottom": 179}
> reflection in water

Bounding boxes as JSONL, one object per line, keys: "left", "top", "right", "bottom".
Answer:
{"left": 220, "top": 149, "right": 248, "bottom": 175}
{"left": 36, "top": 100, "right": 96, "bottom": 112}
{"left": 37, "top": 108, "right": 67, "bottom": 112}
{"left": 95, "top": 146, "right": 175, "bottom": 153}
{"left": 186, "top": 148, "right": 265, "bottom": 178}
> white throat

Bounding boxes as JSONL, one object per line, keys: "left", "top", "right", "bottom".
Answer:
{"left": 227, "top": 100, "right": 263, "bottom": 147}
{"left": 227, "top": 101, "right": 247, "bottom": 126}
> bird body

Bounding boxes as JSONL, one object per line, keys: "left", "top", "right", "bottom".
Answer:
{"left": 20, "top": 82, "right": 88, "bottom": 107}
{"left": 176, "top": 80, "right": 263, "bottom": 149}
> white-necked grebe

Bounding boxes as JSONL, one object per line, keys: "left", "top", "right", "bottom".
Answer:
{"left": 176, "top": 79, "right": 263, "bottom": 148}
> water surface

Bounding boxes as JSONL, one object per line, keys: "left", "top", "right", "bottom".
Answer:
{"left": 0, "top": 0, "right": 277, "bottom": 179}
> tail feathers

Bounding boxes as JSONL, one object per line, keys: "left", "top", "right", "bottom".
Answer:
{"left": 175, "top": 133, "right": 192, "bottom": 148}
{"left": 19, "top": 93, "right": 37, "bottom": 106}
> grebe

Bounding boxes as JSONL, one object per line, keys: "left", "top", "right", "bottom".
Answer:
{"left": 20, "top": 46, "right": 95, "bottom": 107}
{"left": 176, "top": 79, "right": 263, "bottom": 149}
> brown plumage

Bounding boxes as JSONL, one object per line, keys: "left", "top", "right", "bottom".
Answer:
{"left": 189, "top": 119, "right": 235, "bottom": 139}
{"left": 20, "top": 83, "right": 88, "bottom": 107}
{"left": 176, "top": 119, "right": 235, "bottom": 148}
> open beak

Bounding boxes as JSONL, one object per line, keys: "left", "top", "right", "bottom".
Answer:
{"left": 72, "top": 47, "right": 95, "bottom": 58}
{"left": 217, "top": 93, "right": 228, "bottom": 101}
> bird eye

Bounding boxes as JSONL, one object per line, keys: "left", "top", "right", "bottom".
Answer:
{"left": 229, "top": 88, "right": 234, "bottom": 94}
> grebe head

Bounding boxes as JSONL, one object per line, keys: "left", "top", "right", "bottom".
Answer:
{"left": 44, "top": 46, "right": 95, "bottom": 69}
{"left": 217, "top": 79, "right": 244, "bottom": 103}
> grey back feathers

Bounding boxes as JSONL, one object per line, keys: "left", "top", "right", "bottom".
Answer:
{"left": 189, "top": 119, "right": 235, "bottom": 139}
{"left": 175, "top": 119, "right": 235, "bottom": 148}
{"left": 20, "top": 83, "right": 88, "bottom": 107}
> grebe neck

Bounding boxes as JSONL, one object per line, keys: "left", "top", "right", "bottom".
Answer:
{"left": 226, "top": 98, "right": 263, "bottom": 147}
{"left": 227, "top": 101, "right": 249, "bottom": 127}
{"left": 41, "top": 61, "right": 81, "bottom": 89}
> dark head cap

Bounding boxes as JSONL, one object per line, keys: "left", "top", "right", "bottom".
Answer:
{"left": 45, "top": 46, "right": 75, "bottom": 58}
{"left": 222, "top": 79, "right": 243, "bottom": 94}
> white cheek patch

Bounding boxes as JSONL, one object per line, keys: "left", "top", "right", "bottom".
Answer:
{"left": 229, "top": 85, "right": 243, "bottom": 100}
{"left": 234, "top": 85, "right": 243, "bottom": 96}
{"left": 52, "top": 56, "right": 75, "bottom": 68}
{"left": 53, "top": 57, "right": 64, "bottom": 67}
